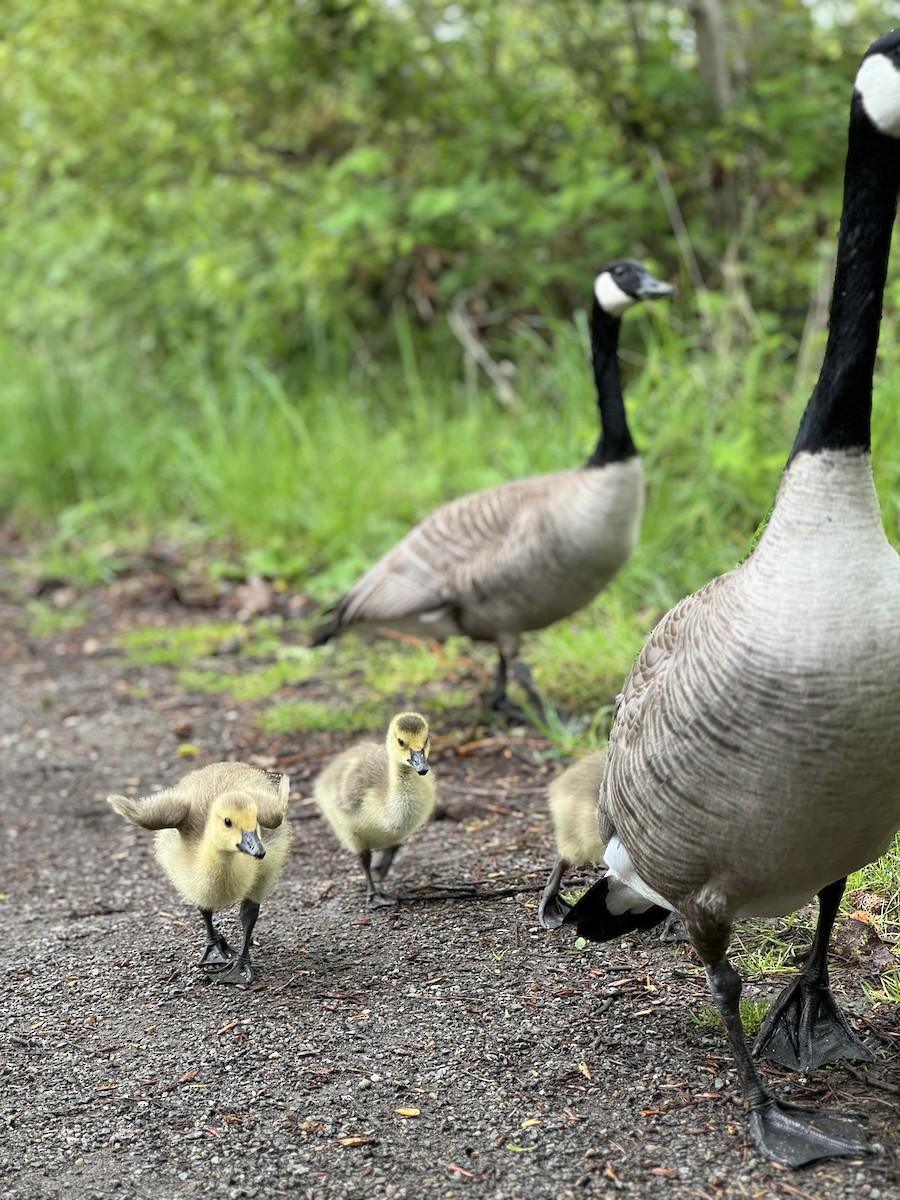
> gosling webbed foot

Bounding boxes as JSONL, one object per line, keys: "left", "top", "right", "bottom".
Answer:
{"left": 367, "top": 891, "right": 398, "bottom": 910}
{"left": 753, "top": 977, "right": 873, "bottom": 1071}
{"left": 659, "top": 911, "right": 688, "bottom": 943}
{"left": 206, "top": 956, "right": 254, "bottom": 986}
{"left": 538, "top": 892, "right": 571, "bottom": 930}
{"left": 198, "top": 929, "right": 235, "bottom": 967}
{"left": 748, "top": 1097, "right": 869, "bottom": 1167}
{"left": 538, "top": 858, "right": 572, "bottom": 930}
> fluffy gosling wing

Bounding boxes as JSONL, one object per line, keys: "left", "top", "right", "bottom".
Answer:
{"left": 107, "top": 786, "right": 194, "bottom": 832}
{"left": 314, "top": 743, "right": 386, "bottom": 817}
{"left": 251, "top": 771, "right": 291, "bottom": 829}
{"left": 171, "top": 762, "right": 289, "bottom": 826}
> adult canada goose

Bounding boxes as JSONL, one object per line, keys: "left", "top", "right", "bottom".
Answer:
{"left": 108, "top": 763, "right": 291, "bottom": 985}
{"left": 314, "top": 712, "right": 437, "bottom": 907}
{"left": 538, "top": 751, "right": 607, "bottom": 929}
{"left": 566, "top": 31, "right": 900, "bottom": 1168}
{"left": 310, "top": 261, "right": 675, "bottom": 720}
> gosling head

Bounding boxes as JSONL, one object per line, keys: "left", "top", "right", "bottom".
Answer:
{"left": 387, "top": 712, "right": 431, "bottom": 776}
{"left": 208, "top": 794, "right": 266, "bottom": 858}
{"left": 593, "top": 259, "right": 676, "bottom": 319}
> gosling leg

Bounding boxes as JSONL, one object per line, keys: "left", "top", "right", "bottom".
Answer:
{"left": 537, "top": 858, "right": 572, "bottom": 930}
{"left": 208, "top": 899, "right": 260, "bottom": 985}
{"left": 198, "top": 908, "right": 235, "bottom": 968}
{"left": 370, "top": 844, "right": 400, "bottom": 882}
{"left": 360, "top": 849, "right": 397, "bottom": 908}
{"left": 753, "top": 878, "right": 873, "bottom": 1071}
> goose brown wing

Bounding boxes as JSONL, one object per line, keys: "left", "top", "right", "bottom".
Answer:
{"left": 335, "top": 474, "right": 557, "bottom": 628}
{"left": 599, "top": 575, "right": 735, "bottom": 853}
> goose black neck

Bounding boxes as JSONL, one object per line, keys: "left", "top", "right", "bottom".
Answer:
{"left": 788, "top": 98, "right": 900, "bottom": 465}
{"left": 587, "top": 300, "right": 637, "bottom": 467}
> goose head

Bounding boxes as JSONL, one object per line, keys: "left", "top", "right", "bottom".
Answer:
{"left": 593, "top": 259, "right": 675, "bottom": 318}
{"left": 387, "top": 712, "right": 431, "bottom": 776}
{"left": 208, "top": 794, "right": 266, "bottom": 858}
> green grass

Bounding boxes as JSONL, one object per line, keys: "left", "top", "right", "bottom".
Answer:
{"left": 690, "top": 998, "right": 769, "bottom": 1039}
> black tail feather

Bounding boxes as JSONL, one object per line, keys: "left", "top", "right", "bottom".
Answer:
{"left": 308, "top": 614, "right": 339, "bottom": 647}
{"left": 563, "top": 876, "right": 669, "bottom": 942}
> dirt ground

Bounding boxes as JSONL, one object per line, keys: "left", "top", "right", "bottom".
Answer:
{"left": 1, "top": 556, "right": 898, "bottom": 1200}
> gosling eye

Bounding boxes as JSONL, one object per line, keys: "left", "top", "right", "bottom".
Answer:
{"left": 224, "top": 817, "right": 233, "bottom": 828}
{"left": 398, "top": 738, "right": 406, "bottom": 748}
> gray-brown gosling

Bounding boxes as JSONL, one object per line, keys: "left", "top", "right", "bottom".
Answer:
{"left": 538, "top": 751, "right": 607, "bottom": 929}
{"left": 108, "top": 762, "right": 291, "bottom": 985}
{"left": 310, "top": 261, "right": 675, "bottom": 722}
{"left": 314, "top": 712, "right": 436, "bottom": 908}
{"left": 567, "top": 31, "right": 900, "bottom": 1167}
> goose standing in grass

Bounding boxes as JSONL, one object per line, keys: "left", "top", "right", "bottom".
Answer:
{"left": 108, "top": 763, "right": 291, "bottom": 985}
{"left": 567, "top": 31, "right": 900, "bottom": 1168}
{"left": 310, "top": 261, "right": 675, "bottom": 721}
{"left": 314, "top": 712, "right": 437, "bottom": 907}
{"left": 538, "top": 751, "right": 607, "bottom": 929}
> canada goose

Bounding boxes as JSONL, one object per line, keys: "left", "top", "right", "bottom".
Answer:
{"left": 538, "top": 751, "right": 607, "bottom": 929}
{"left": 108, "top": 763, "right": 291, "bottom": 985}
{"left": 314, "top": 712, "right": 437, "bottom": 907}
{"left": 566, "top": 32, "right": 900, "bottom": 1168}
{"left": 310, "top": 261, "right": 675, "bottom": 721}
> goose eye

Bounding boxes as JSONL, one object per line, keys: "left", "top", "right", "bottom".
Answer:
{"left": 398, "top": 738, "right": 406, "bottom": 748}
{"left": 224, "top": 817, "right": 233, "bottom": 828}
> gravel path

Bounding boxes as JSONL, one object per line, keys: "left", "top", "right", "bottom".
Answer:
{"left": 1, "top": 592, "right": 897, "bottom": 1199}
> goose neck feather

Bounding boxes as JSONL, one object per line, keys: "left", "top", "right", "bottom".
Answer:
{"left": 789, "top": 84, "right": 900, "bottom": 462}
{"left": 587, "top": 301, "right": 637, "bottom": 466}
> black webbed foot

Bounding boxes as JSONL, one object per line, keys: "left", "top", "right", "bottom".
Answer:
{"left": 205, "top": 956, "right": 254, "bottom": 986}
{"left": 748, "top": 1097, "right": 869, "bottom": 1167}
{"left": 538, "top": 858, "right": 572, "bottom": 930}
{"left": 198, "top": 910, "right": 235, "bottom": 968}
{"left": 538, "top": 892, "right": 571, "bottom": 930}
{"left": 753, "top": 976, "right": 873, "bottom": 1071}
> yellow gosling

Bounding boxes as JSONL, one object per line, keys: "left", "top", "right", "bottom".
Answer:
{"left": 108, "top": 762, "right": 291, "bottom": 984}
{"left": 538, "top": 751, "right": 607, "bottom": 930}
{"left": 314, "top": 712, "right": 436, "bottom": 907}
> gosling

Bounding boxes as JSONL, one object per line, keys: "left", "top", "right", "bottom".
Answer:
{"left": 314, "top": 712, "right": 436, "bottom": 907}
{"left": 538, "top": 751, "right": 607, "bottom": 929}
{"left": 108, "top": 762, "right": 291, "bottom": 985}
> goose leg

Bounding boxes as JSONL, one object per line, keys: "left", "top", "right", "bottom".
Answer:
{"left": 360, "top": 849, "right": 397, "bottom": 909}
{"left": 198, "top": 908, "right": 235, "bottom": 967}
{"left": 510, "top": 658, "right": 548, "bottom": 723}
{"left": 483, "top": 648, "right": 544, "bottom": 725}
{"left": 208, "top": 899, "right": 260, "bottom": 985}
{"left": 753, "top": 878, "right": 873, "bottom": 1071}
{"left": 538, "top": 858, "right": 572, "bottom": 929}
{"left": 370, "top": 844, "right": 400, "bottom": 883}
{"left": 706, "top": 955, "right": 869, "bottom": 1167}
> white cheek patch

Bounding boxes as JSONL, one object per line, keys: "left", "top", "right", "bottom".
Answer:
{"left": 856, "top": 53, "right": 900, "bottom": 138}
{"left": 594, "top": 272, "right": 638, "bottom": 317}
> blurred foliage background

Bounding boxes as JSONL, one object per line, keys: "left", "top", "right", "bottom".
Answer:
{"left": 2, "top": 0, "right": 895, "bottom": 360}
{"left": 1, "top": 0, "right": 899, "bottom": 600}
